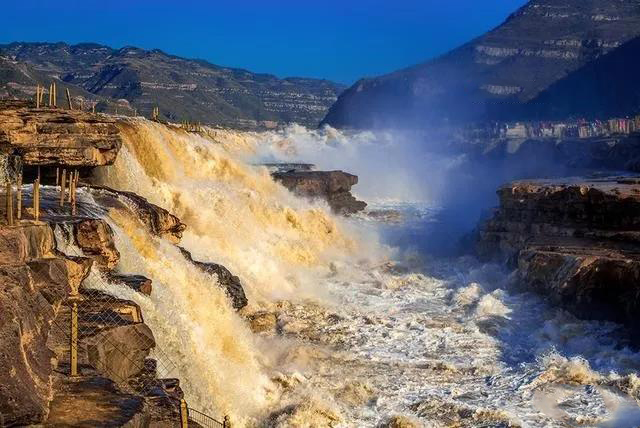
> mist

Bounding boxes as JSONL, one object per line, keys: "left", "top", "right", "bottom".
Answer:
{"left": 247, "top": 124, "right": 577, "bottom": 256}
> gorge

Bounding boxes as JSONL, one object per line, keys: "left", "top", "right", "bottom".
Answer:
{"left": 3, "top": 0, "right": 640, "bottom": 426}
{"left": 2, "top": 97, "right": 640, "bottom": 426}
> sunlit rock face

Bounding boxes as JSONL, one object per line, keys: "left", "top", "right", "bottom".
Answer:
{"left": 0, "top": 42, "right": 346, "bottom": 129}
{"left": 323, "top": 0, "right": 640, "bottom": 128}
{"left": 0, "top": 100, "right": 122, "bottom": 167}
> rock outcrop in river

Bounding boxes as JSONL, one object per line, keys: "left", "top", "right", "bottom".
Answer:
{"left": 477, "top": 176, "right": 640, "bottom": 336}
{"left": 272, "top": 170, "right": 367, "bottom": 214}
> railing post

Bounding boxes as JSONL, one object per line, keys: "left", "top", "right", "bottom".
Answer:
{"left": 70, "top": 300, "right": 79, "bottom": 376}
{"left": 66, "top": 88, "right": 73, "bottom": 110}
{"left": 5, "top": 182, "right": 13, "bottom": 226}
{"left": 60, "top": 169, "right": 66, "bottom": 207}
{"left": 71, "top": 170, "right": 78, "bottom": 216}
{"left": 223, "top": 415, "right": 231, "bottom": 428}
{"left": 179, "top": 399, "right": 189, "bottom": 428}
{"left": 16, "top": 172, "right": 22, "bottom": 220}
{"left": 33, "top": 178, "right": 40, "bottom": 222}
{"left": 68, "top": 170, "right": 74, "bottom": 204}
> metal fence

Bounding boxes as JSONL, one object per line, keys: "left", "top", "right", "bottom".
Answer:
{"left": 187, "top": 407, "right": 229, "bottom": 428}
{"left": 0, "top": 171, "right": 226, "bottom": 427}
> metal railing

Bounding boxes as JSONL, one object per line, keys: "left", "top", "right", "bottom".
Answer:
{"left": 186, "top": 406, "right": 229, "bottom": 428}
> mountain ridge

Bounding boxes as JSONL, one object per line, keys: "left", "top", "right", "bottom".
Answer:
{"left": 322, "top": 0, "right": 640, "bottom": 128}
{"left": 0, "top": 41, "right": 345, "bottom": 129}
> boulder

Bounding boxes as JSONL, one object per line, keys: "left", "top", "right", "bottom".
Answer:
{"left": 108, "top": 274, "right": 153, "bottom": 296}
{"left": 272, "top": 170, "right": 367, "bottom": 214}
{"left": 72, "top": 218, "right": 121, "bottom": 269}
{"left": 89, "top": 186, "right": 186, "bottom": 243}
{"left": 28, "top": 256, "right": 93, "bottom": 299}
{"left": 0, "top": 223, "right": 55, "bottom": 265}
{"left": 88, "top": 323, "right": 156, "bottom": 382}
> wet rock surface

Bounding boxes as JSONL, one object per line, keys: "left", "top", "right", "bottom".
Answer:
{"left": 89, "top": 186, "right": 186, "bottom": 243}
{"left": 272, "top": 170, "right": 367, "bottom": 214}
{"left": 108, "top": 274, "right": 153, "bottom": 296}
{"left": 179, "top": 247, "right": 248, "bottom": 310}
{"left": 0, "top": 101, "right": 122, "bottom": 167}
{"left": 477, "top": 176, "right": 640, "bottom": 333}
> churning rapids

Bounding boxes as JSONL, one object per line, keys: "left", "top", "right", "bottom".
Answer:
{"left": 74, "top": 120, "right": 640, "bottom": 426}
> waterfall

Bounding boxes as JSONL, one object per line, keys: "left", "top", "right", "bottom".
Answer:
{"left": 90, "top": 119, "right": 368, "bottom": 422}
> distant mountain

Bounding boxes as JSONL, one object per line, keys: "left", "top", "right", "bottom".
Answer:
{"left": 0, "top": 42, "right": 345, "bottom": 129}
{"left": 322, "top": 0, "right": 640, "bottom": 129}
{"left": 516, "top": 35, "right": 640, "bottom": 120}
{"left": 0, "top": 54, "right": 116, "bottom": 110}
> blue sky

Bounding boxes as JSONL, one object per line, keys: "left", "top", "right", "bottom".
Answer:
{"left": 1, "top": 0, "right": 528, "bottom": 84}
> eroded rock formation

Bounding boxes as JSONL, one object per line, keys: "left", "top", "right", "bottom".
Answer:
{"left": 272, "top": 170, "right": 367, "bottom": 214}
{"left": 89, "top": 186, "right": 186, "bottom": 243}
{"left": 0, "top": 100, "right": 122, "bottom": 167}
{"left": 477, "top": 177, "right": 640, "bottom": 333}
{"left": 0, "top": 225, "right": 71, "bottom": 425}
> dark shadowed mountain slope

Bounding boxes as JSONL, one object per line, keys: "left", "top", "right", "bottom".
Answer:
{"left": 0, "top": 42, "right": 345, "bottom": 129}
{"left": 322, "top": 0, "right": 640, "bottom": 129}
{"left": 513, "top": 35, "right": 640, "bottom": 120}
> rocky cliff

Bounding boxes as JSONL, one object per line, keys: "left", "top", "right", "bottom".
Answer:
{"left": 0, "top": 103, "right": 248, "bottom": 425}
{"left": 477, "top": 176, "right": 640, "bottom": 336}
{"left": 0, "top": 215, "right": 189, "bottom": 426}
{"left": 0, "top": 100, "right": 122, "bottom": 167}
{"left": 322, "top": 0, "right": 640, "bottom": 128}
{"left": 0, "top": 42, "right": 345, "bottom": 129}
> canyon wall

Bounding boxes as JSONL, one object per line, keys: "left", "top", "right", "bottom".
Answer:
{"left": 477, "top": 177, "right": 640, "bottom": 336}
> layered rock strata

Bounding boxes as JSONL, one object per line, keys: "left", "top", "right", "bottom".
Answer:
{"left": 0, "top": 100, "right": 122, "bottom": 167}
{"left": 272, "top": 170, "right": 367, "bottom": 214}
{"left": 477, "top": 176, "right": 640, "bottom": 333}
{"left": 88, "top": 185, "right": 187, "bottom": 243}
{"left": 0, "top": 106, "right": 246, "bottom": 425}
